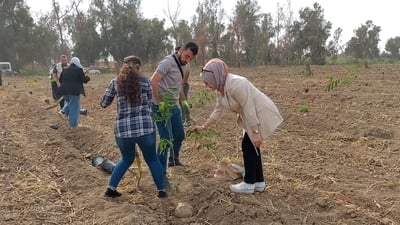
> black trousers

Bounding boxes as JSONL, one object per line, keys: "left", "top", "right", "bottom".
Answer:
{"left": 51, "top": 82, "right": 64, "bottom": 109}
{"left": 242, "top": 132, "right": 264, "bottom": 184}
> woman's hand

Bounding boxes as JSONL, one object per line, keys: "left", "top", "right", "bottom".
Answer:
{"left": 252, "top": 133, "right": 262, "bottom": 148}
{"left": 192, "top": 125, "right": 205, "bottom": 132}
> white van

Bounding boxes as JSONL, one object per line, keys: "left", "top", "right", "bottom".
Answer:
{"left": 0, "top": 62, "right": 16, "bottom": 76}
{"left": 0, "top": 62, "right": 12, "bottom": 71}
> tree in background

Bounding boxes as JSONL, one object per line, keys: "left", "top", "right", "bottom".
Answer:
{"left": 164, "top": 0, "right": 183, "bottom": 48}
{"left": 271, "top": 0, "right": 294, "bottom": 65}
{"left": 230, "top": 0, "right": 261, "bottom": 66}
{"left": 0, "top": 0, "right": 36, "bottom": 69}
{"left": 192, "top": 0, "right": 225, "bottom": 66}
{"left": 50, "top": 0, "right": 73, "bottom": 54}
{"left": 5, "top": 0, "right": 400, "bottom": 71}
{"left": 142, "top": 18, "right": 171, "bottom": 67}
{"left": 327, "top": 27, "right": 344, "bottom": 63}
{"left": 385, "top": 37, "right": 400, "bottom": 58}
{"left": 89, "top": 0, "right": 112, "bottom": 61}
{"left": 73, "top": 0, "right": 171, "bottom": 66}
{"left": 163, "top": 0, "right": 192, "bottom": 50}
{"left": 64, "top": 2, "right": 102, "bottom": 66}
{"left": 172, "top": 20, "right": 192, "bottom": 47}
{"left": 219, "top": 31, "right": 236, "bottom": 66}
{"left": 291, "top": 2, "right": 331, "bottom": 65}
{"left": 258, "top": 12, "right": 275, "bottom": 64}
{"left": 106, "top": 0, "right": 145, "bottom": 62}
{"left": 345, "top": 20, "right": 381, "bottom": 60}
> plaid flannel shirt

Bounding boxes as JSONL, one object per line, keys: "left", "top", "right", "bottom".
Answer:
{"left": 100, "top": 76, "right": 155, "bottom": 138}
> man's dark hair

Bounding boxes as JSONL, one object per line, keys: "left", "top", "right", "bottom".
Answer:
{"left": 175, "top": 46, "right": 181, "bottom": 52}
{"left": 182, "top": 42, "right": 198, "bottom": 55}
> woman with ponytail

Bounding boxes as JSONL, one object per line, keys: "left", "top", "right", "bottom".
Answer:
{"left": 100, "top": 55, "right": 166, "bottom": 198}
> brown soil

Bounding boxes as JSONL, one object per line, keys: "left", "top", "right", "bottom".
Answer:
{"left": 0, "top": 64, "right": 399, "bottom": 225}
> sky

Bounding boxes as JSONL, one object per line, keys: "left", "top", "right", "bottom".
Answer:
{"left": 26, "top": 0, "right": 399, "bottom": 51}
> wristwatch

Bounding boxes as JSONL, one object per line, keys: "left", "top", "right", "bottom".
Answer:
{"left": 253, "top": 130, "right": 259, "bottom": 134}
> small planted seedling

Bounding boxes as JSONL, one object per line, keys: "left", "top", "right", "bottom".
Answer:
{"left": 192, "top": 90, "right": 213, "bottom": 106}
{"left": 151, "top": 88, "right": 177, "bottom": 155}
{"left": 326, "top": 76, "right": 350, "bottom": 93}
{"left": 159, "top": 138, "right": 174, "bottom": 155}
{"left": 299, "top": 104, "right": 309, "bottom": 113}
{"left": 152, "top": 89, "right": 176, "bottom": 126}
{"left": 301, "top": 63, "right": 313, "bottom": 77}
{"left": 186, "top": 129, "right": 220, "bottom": 151}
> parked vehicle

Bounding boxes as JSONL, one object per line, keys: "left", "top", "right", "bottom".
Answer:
{"left": 87, "top": 69, "right": 101, "bottom": 75}
{"left": 0, "top": 62, "right": 17, "bottom": 76}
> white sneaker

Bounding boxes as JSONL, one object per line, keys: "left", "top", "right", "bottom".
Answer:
{"left": 255, "top": 182, "right": 266, "bottom": 192}
{"left": 229, "top": 182, "right": 255, "bottom": 194}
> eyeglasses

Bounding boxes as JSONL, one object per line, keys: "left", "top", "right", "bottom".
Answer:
{"left": 201, "top": 68, "right": 213, "bottom": 73}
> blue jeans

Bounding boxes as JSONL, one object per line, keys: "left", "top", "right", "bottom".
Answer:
{"left": 63, "top": 95, "right": 80, "bottom": 127}
{"left": 152, "top": 105, "right": 185, "bottom": 174}
{"left": 109, "top": 132, "right": 164, "bottom": 191}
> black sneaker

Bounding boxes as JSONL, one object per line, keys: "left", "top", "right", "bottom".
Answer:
{"left": 158, "top": 190, "right": 167, "bottom": 198}
{"left": 174, "top": 161, "right": 184, "bottom": 166}
{"left": 80, "top": 109, "right": 87, "bottom": 115}
{"left": 168, "top": 161, "right": 184, "bottom": 167}
{"left": 105, "top": 188, "right": 121, "bottom": 198}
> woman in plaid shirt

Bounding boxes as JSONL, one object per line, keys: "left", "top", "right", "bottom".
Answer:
{"left": 100, "top": 55, "right": 166, "bottom": 198}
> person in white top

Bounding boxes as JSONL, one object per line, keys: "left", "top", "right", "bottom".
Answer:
{"left": 51, "top": 55, "right": 69, "bottom": 111}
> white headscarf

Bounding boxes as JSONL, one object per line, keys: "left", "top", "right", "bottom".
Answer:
{"left": 70, "top": 57, "right": 83, "bottom": 69}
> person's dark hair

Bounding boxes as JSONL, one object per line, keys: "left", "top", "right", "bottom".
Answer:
{"left": 182, "top": 42, "right": 198, "bottom": 55}
{"left": 175, "top": 46, "right": 181, "bottom": 52}
{"left": 117, "top": 55, "right": 142, "bottom": 103}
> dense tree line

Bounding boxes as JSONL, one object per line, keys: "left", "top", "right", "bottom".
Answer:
{"left": 0, "top": 0, "right": 398, "bottom": 71}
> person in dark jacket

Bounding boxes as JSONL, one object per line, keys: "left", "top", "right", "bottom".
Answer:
{"left": 59, "top": 57, "right": 90, "bottom": 128}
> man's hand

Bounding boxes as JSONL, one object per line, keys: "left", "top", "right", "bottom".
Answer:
{"left": 159, "top": 101, "right": 166, "bottom": 109}
{"left": 181, "top": 100, "right": 191, "bottom": 122}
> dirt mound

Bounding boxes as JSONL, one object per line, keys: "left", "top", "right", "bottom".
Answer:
{"left": 1, "top": 65, "right": 399, "bottom": 224}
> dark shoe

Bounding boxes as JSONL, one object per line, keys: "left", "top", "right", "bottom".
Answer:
{"left": 49, "top": 123, "right": 60, "bottom": 129}
{"left": 158, "top": 190, "right": 167, "bottom": 198}
{"left": 80, "top": 109, "right": 87, "bottom": 115}
{"left": 183, "top": 121, "right": 192, "bottom": 127}
{"left": 174, "top": 161, "right": 184, "bottom": 166}
{"left": 168, "top": 161, "right": 184, "bottom": 167}
{"left": 105, "top": 188, "right": 121, "bottom": 198}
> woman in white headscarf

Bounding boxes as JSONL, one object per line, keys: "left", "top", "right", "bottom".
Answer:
{"left": 59, "top": 57, "right": 90, "bottom": 127}
{"left": 193, "top": 58, "right": 283, "bottom": 194}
